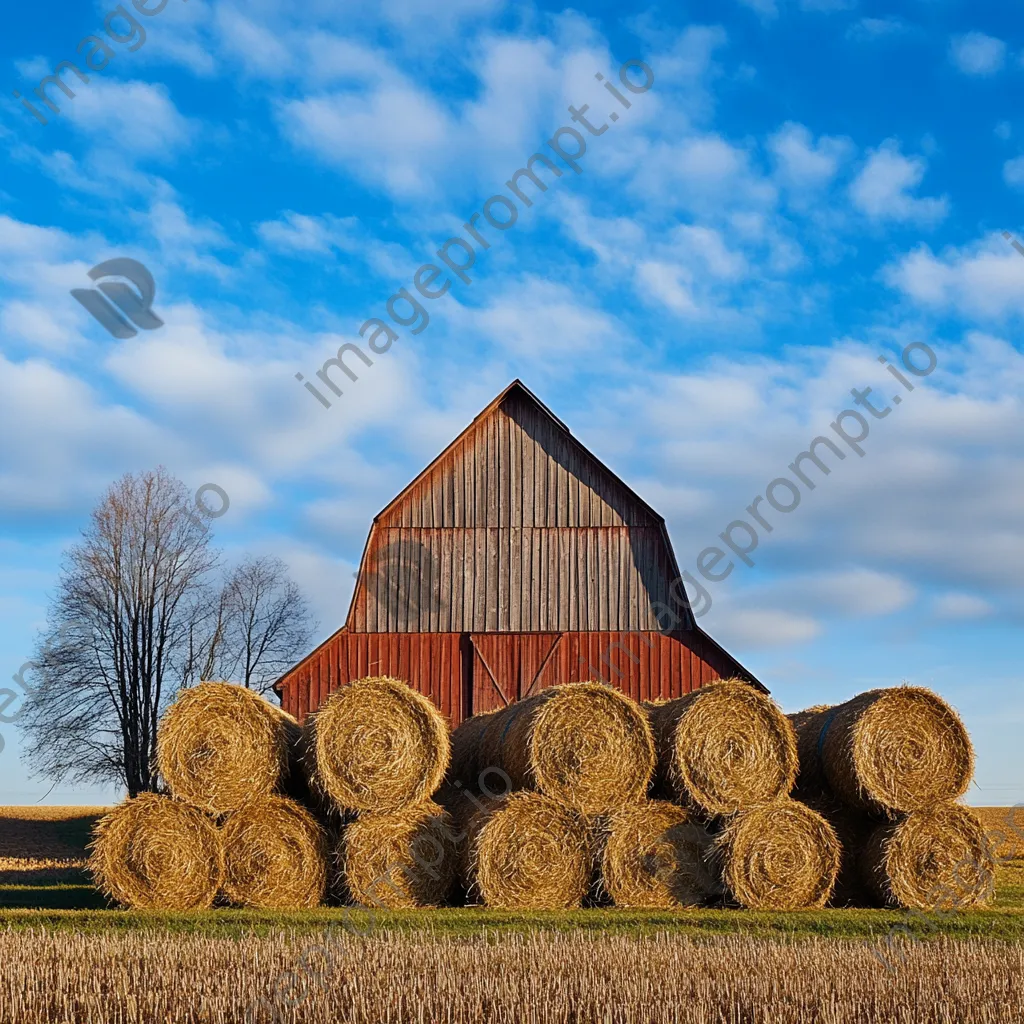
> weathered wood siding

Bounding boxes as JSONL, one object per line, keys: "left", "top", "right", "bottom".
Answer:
{"left": 347, "top": 386, "right": 690, "bottom": 633}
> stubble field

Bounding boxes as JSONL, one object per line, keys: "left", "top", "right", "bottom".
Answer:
{"left": 0, "top": 806, "right": 1020, "bottom": 1023}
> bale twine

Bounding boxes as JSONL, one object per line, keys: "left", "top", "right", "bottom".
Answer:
{"left": 861, "top": 803, "right": 995, "bottom": 909}
{"left": 648, "top": 680, "right": 798, "bottom": 817}
{"left": 787, "top": 705, "right": 834, "bottom": 797}
{"left": 468, "top": 791, "right": 592, "bottom": 909}
{"left": 221, "top": 795, "right": 327, "bottom": 909}
{"left": 446, "top": 711, "right": 498, "bottom": 791}
{"left": 478, "top": 683, "right": 655, "bottom": 814}
{"left": 600, "top": 800, "right": 718, "bottom": 908}
{"left": 715, "top": 799, "right": 840, "bottom": 910}
{"left": 89, "top": 793, "right": 222, "bottom": 910}
{"left": 815, "top": 687, "right": 974, "bottom": 815}
{"left": 156, "top": 681, "right": 300, "bottom": 815}
{"left": 303, "top": 676, "right": 450, "bottom": 813}
{"left": 339, "top": 801, "right": 458, "bottom": 908}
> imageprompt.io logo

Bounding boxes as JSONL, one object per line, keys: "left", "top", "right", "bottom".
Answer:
{"left": 71, "top": 257, "right": 164, "bottom": 339}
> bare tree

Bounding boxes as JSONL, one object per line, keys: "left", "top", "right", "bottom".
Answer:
{"left": 209, "top": 555, "right": 316, "bottom": 695}
{"left": 18, "top": 471, "right": 317, "bottom": 795}
{"left": 19, "top": 469, "right": 217, "bottom": 796}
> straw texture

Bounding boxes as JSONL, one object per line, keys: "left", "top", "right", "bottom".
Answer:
{"left": 302, "top": 676, "right": 450, "bottom": 812}
{"left": 340, "top": 801, "right": 458, "bottom": 908}
{"left": 648, "top": 680, "right": 798, "bottom": 816}
{"left": 815, "top": 687, "right": 974, "bottom": 815}
{"left": 716, "top": 799, "right": 840, "bottom": 910}
{"left": 468, "top": 792, "right": 592, "bottom": 909}
{"left": 861, "top": 803, "right": 995, "bottom": 909}
{"left": 600, "top": 800, "right": 718, "bottom": 908}
{"left": 89, "top": 794, "right": 222, "bottom": 910}
{"left": 479, "top": 683, "right": 655, "bottom": 814}
{"left": 220, "top": 795, "right": 327, "bottom": 909}
{"left": 156, "top": 682, "right": 300, "bottom": 815}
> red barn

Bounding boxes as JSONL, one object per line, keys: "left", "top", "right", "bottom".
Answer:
{"left": 275, "top": 381, "right": 763, "bottom": 723}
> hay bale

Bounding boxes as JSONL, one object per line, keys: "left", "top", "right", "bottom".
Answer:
{"left": 89, "top": 793, "right": 222, "bottom": 910}
{"left": 648, "top": 680, "right": 798, "bottom": 816}
{"left": 478, "top": 683, "right": 654, "bottom": 814}
{"left": 468, "top": 791, "right": 592, "bottom": 909}
{"left": 339, "top": 801, "right": 457, "bottom": 908}
{"left": 446, "top": 711, "right": 498, "bottom": 791}
{"left": 221, "top": 795, "right": 327, "bottom": 909}
{"left": 861, "top": 803, "right": 995, "bottom": 909}
{"left": 156, "top": 681, "right": 300, "bottom": 815}
{"left": 816, "top": 687, "right": 974, "bottom": 815}
{"left": 303, "top": 676, "right": 450, "bottom": 813}
{"left": 716, "top": 799, "right": 840, "bottom": 910}
{"left": 600, "top": 800, "right": 718, "bottom": 908}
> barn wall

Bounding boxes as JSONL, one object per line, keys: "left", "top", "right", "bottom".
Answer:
{"left": 278, "top": 629, "right": 746, "bottom": 726}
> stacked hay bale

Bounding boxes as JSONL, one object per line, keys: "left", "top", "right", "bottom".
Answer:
{"left": 647, "top": 679, "right": 839, "bottom": 910}
{"left": 789, "top": 687, "right": 993, "bottom": 909}
{"left": 91, "top": 681, "right": 327, "bottom": 910}
{"left": 304, "top": 676, "right": 455, "bottom": 908}
{"left": 446, "top": 681, "right": 714, "bottom": 910}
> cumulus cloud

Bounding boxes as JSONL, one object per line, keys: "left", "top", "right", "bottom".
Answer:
{"left": 883, "top": 235, "right": 1024, "bottom": 319}
{"left": 768, "top": 122, "right": 853, "bottom": 191}
{"left": 949, "top": 32, "right": 1007, "bottom": 76}
{"left": 849, "top": 141, "right": 948, "bottom": 225}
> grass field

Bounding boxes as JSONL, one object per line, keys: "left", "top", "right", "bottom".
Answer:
{"left": 0, "top": 806, "right": 1020, "bottom": 1021}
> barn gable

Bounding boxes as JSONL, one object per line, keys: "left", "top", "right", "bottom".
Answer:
{"left": 346, "top": 380, "right": 694, "bottom": 634}
{"left": 275, "top": 380, "right": 763, "bottom": 724}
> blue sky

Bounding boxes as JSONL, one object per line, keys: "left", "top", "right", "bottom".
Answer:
{"left": 0, "top": 0, "right": 1021, "bottom": 805}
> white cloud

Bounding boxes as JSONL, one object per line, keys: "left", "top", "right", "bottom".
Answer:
{"left": 1004, "top": 157, "right": 1024, "bottom": 189}
{"left": 884, "top": 234, "right": 1024, "bottom": 319}
{"left": 716, "top": 608, "right": 821, "bottom": 648}
{"left": 769, "top": 122, "right": 853, "bottom": 191}
{"left": 849, "top": 140, "right": 948, "bottom": 225}
{"left": 847, "top": 18, "right": 907, "bottom": 42}
{"left": 62, "top": 79, "right": 195, "bottom": 157}
{"left": 949, "top": 32, "right": 1006, "bottom": 76}
{"left": 934, "top": 593, "right": 994, "bottom": 619}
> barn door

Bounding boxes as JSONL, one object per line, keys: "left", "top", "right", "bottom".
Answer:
{"left": 469, "top": 634, "right": 562, "bottom": 714}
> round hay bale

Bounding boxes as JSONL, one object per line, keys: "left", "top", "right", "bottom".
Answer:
{"left": 303, "top": 676, "right": 450, "bottom": 813}
{"left": 156, "top": 681, "right": 300, "bottom": 815}
{"left": 446, "top": 710, "right": 498, "bottom": 791}
{"left": 817, "top": 687, "right": 974, "bottom": 815}
{"left": 648, "top": 680, "right": 798, "bottom": 817}
{"left": 89, "top": 793, "right": 222, "bottom": 910}
{"left": 221, "top": 795, "right": 327, "bottom": 909}
{"left": 469, "top": 791, "right": 592, "bottom": 909}
{"left": 716, "top": 799, "right": 840, "bottom": 910}
{"left": 478, "top": 683, "right": 655, "bottom": 814}
{"left": 861, "top": 803, "right": 995, "bottom": 909}
{"left": 600, "top": 800, "right": 718, "bottom": 908}
{"left": 340, "top": 801, "right": 458, "bottom": 908}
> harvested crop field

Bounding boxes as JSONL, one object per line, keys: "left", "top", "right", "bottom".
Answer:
{"left": 0, "top": 928, "right": 1021, "bottom": 1023}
